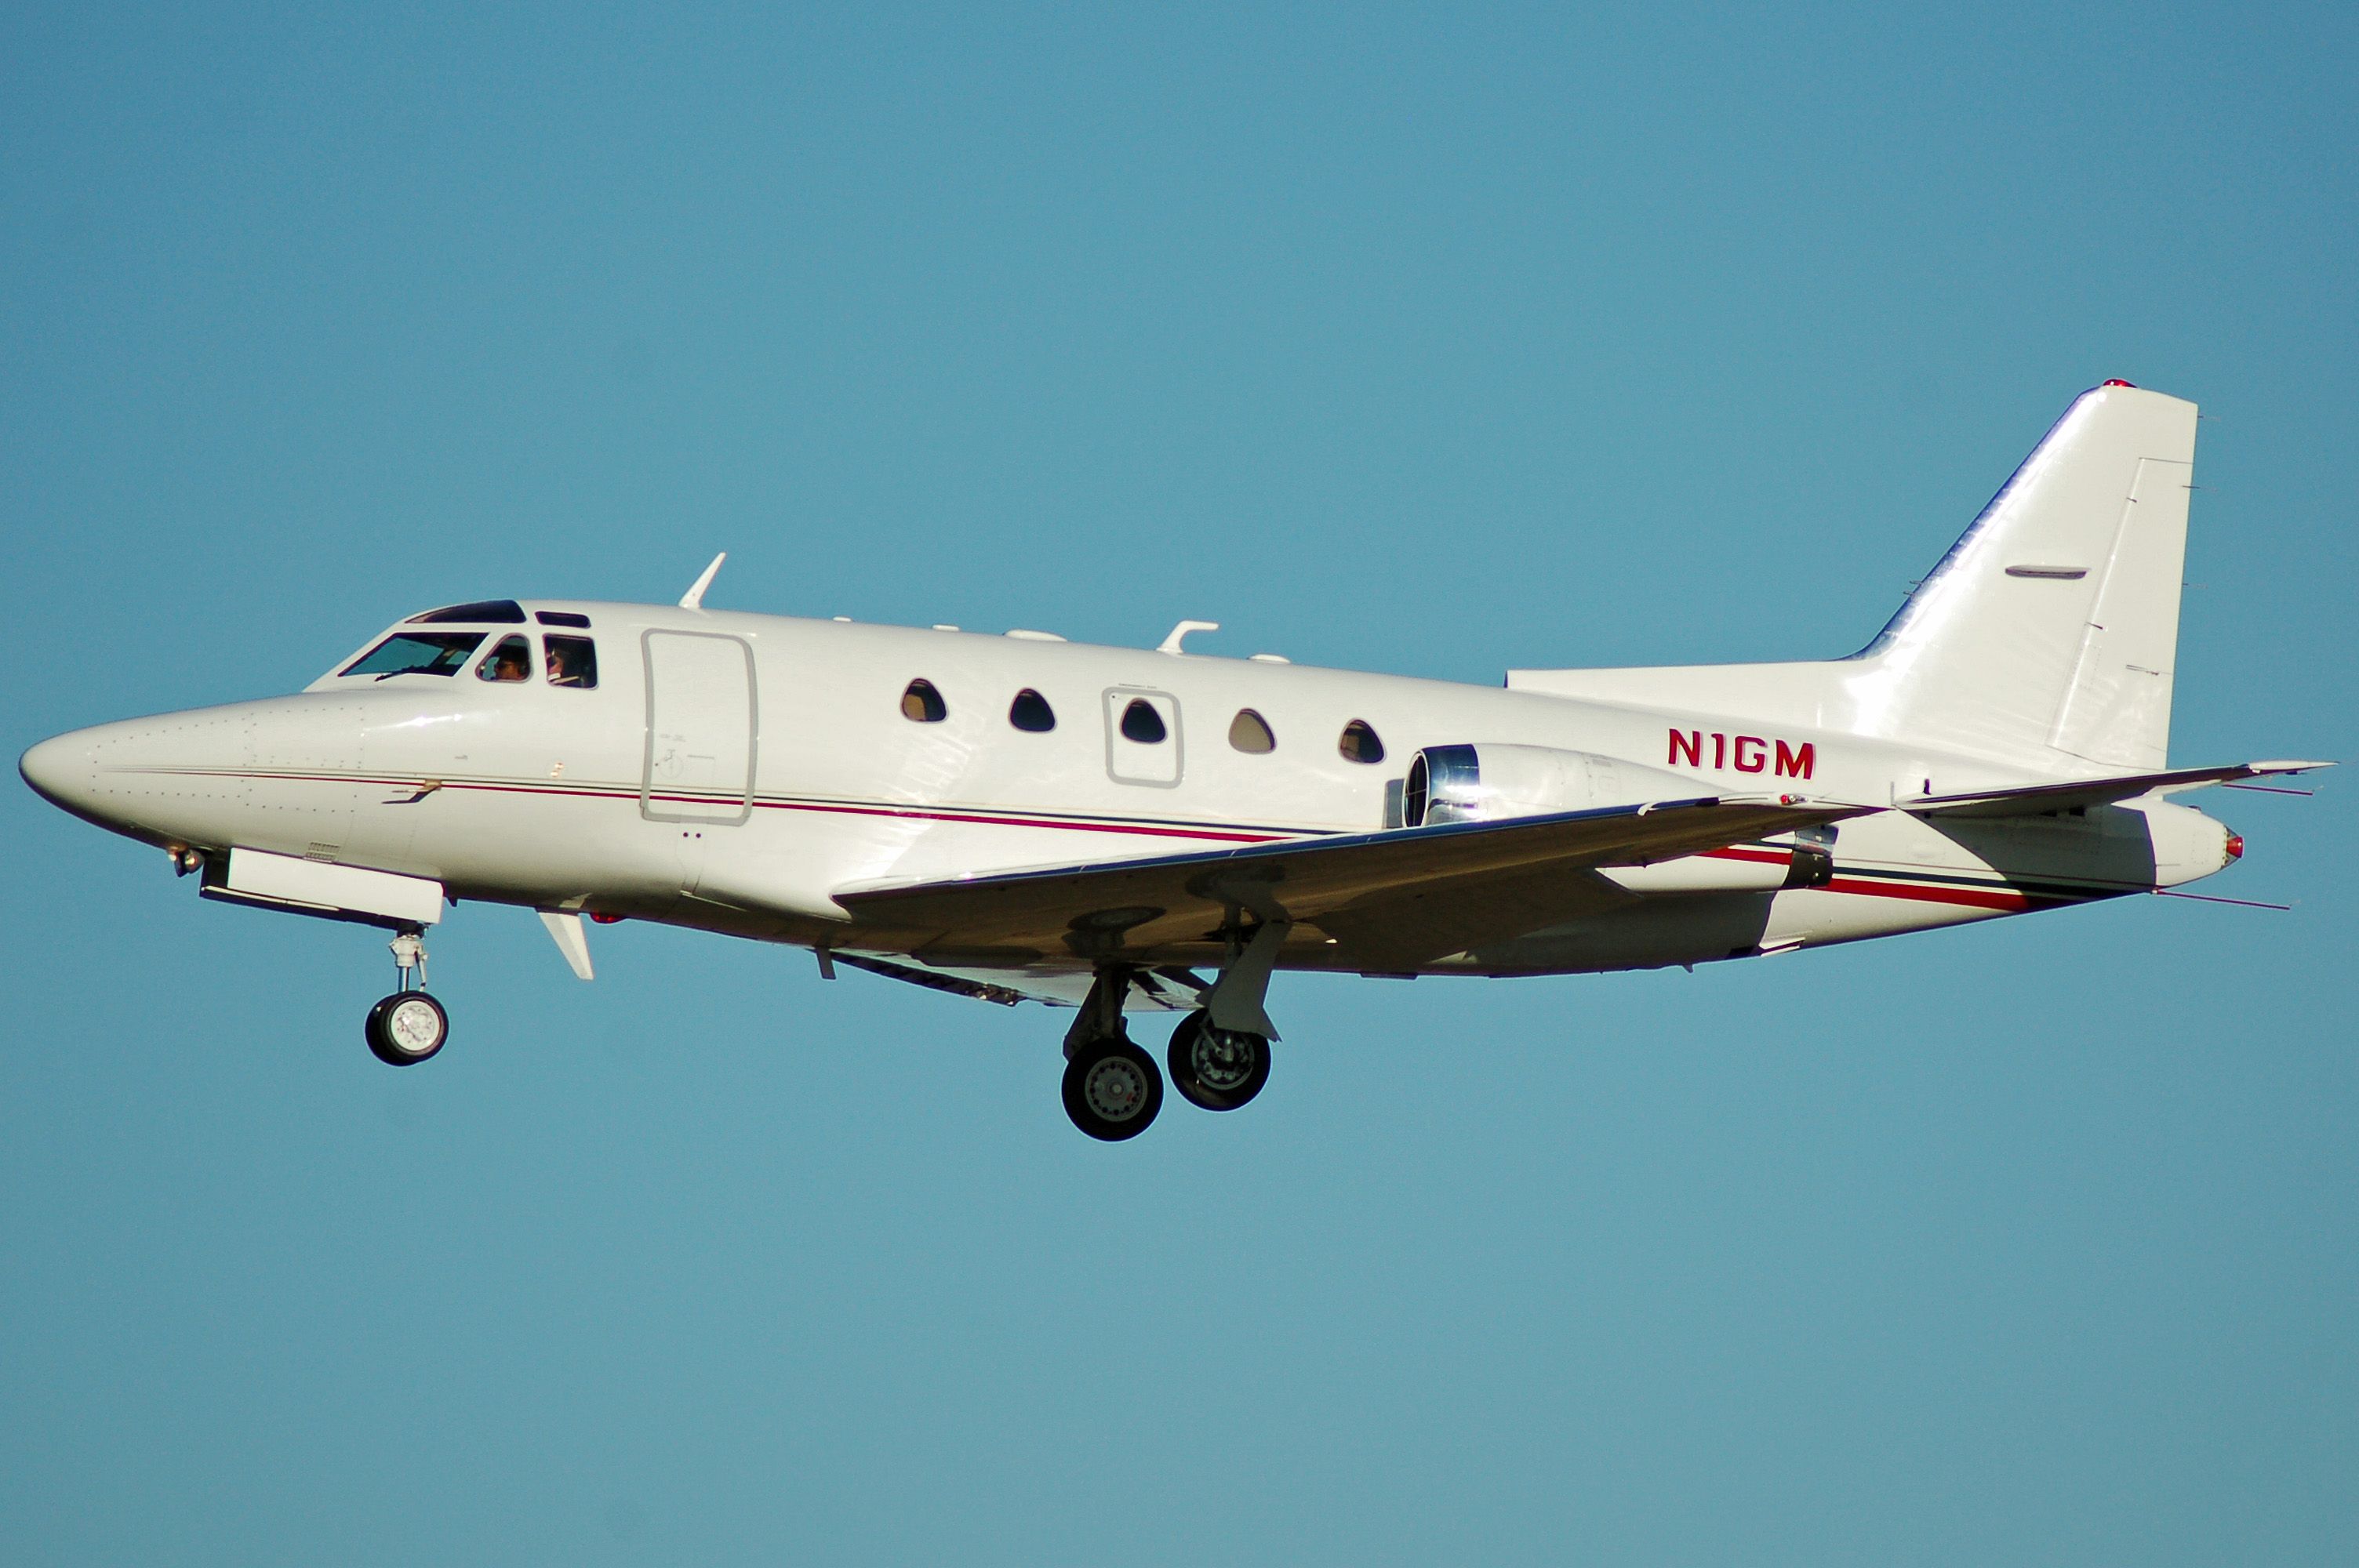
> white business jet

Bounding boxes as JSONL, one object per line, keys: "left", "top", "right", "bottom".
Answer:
{"left": 20, "top": 383, "right": 2328, "bottom": 1139}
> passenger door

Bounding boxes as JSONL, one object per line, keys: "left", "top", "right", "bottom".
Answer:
{"left": 641, "top": 631, "right": 758, "bottom": 824}
{"left": 1103, "top": 688, "right": 1182, "bottom": 786}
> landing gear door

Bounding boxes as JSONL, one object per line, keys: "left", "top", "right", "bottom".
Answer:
{"left": 642, "top": 630, "right": 757, "bottom": 824}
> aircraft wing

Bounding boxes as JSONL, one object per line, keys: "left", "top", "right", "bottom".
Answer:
{"left": 1901, "top": 759, "right": 2333, "bottom": 818}
{"left": 835, "top": 794, "right": 1870, "bottom": 970}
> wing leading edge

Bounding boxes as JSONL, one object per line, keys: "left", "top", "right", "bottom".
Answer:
{"left": 835, "top": 794, "right": 1870, "bottom": 972}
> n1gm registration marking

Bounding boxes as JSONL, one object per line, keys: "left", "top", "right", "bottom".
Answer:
{"left": 1670, "top": 729, "right": 1816, "bottom": 779}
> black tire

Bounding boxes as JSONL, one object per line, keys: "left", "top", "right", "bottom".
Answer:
{"left": 1165, "top": 1011, "right": 1272, "bottom": 1112}
{"left": 1061, "top": 1037, "right": 1163, "bottom": 1141}
{"left": 365, "top": 991, "right": 449, "bottom": 1066}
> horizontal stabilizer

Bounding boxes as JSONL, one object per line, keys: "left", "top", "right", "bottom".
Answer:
{"left": 1901, "top": 760, "right": 2332, "bottom": 818}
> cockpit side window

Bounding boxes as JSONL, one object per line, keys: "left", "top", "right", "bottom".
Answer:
{"left": 477, "top": 635, "right": 533, "bottom": 682}
{"left": 544, "top": 635, "right": 598, "bottom": 688}
{"left": 341, "top": 632, "right": 487, "bottom": 679}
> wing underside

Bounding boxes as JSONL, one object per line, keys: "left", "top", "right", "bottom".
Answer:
{"left": 834, "top": 795, "right": 1866, "bottom": 977}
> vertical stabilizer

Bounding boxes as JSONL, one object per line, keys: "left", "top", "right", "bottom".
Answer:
{"left": 1848, "top": 383, "right": 2198, "bottom": 769}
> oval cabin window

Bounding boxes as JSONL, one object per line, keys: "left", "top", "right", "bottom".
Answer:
{"left": 1338, "top": 718, "right": 1385, "bottom": 764}
{"left": 1120, "top": 698, "right": 1169, "bottom": 744}
{"left": 900, "top": 679, "right": 947, "bottom": 723}
{"left": 1009, "top": 689, "right": 1056, "bottom": 732}
{"left": 1228, "top": 709, "right": 1276, "bottom": 753}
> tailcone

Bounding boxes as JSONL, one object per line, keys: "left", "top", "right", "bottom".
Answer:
{"left": 2138, "top": 798, "right": 2241, "bottom": 888}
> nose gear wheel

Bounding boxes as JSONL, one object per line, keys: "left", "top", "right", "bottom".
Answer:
{"left": 365, "top": 990, "right": 449, "bottom": 1065}
{"left": 365, "top": 924, "right": 448, "bottom": 1065}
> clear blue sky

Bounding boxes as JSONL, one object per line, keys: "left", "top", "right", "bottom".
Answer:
{"left": 5, "top": 4, "right": 2354, "bottom": 1562}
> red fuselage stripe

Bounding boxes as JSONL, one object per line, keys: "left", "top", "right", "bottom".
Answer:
{"left": 139, "top": 770, "right": 2105, "bottom": 908}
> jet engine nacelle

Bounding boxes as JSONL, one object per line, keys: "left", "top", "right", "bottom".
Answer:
{"left": 1402, "top": 742, "right": 1708, "bottom": 827}
{"left": 1401, "top": 742, "right": 1797, "bottom": 895}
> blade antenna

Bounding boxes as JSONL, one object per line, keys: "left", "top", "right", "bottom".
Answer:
{"left": 679, "top": 552, "right": 727, "bottom": 610}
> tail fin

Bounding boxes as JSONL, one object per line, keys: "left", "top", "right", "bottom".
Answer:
{"left": 1850, "top": 382, "right": 2198, "bottom": 768}
{"left": 1504, "top": 383, "right": 2201, "bottom": 771}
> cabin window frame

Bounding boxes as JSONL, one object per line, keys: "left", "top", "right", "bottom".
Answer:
{"left": 1228, "top": 708, "right": 1277, "bottom": 754}
{"left": 1339, "top": 718, "right": 1387, "bottom": 764}
{"left": 1009, "top": 688, "right": 1056, "bottom": 733}
{"left": 900, "top": 679, "right": 948, "bottom": 723}
{"left": 1102, "top": 687, "right": 1183, "bottom": 788}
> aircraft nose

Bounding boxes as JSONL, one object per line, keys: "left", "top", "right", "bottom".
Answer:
{"left": 19, "top": 728, "right": 100, "bottom": 816}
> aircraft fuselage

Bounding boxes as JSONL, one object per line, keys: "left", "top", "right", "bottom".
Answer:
{"left": 21, "top": 599, "right": 2237, "bottom": 983}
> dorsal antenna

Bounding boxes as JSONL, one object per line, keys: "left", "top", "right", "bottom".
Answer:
{"left": 679, "top": 552, "right": 727, "bottom": 610}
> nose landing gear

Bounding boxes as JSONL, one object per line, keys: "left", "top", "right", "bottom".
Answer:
{"left": 365, "top": 927, "right": 449, "bottom": 1066}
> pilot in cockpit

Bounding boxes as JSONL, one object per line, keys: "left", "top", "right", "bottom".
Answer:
{"left": 481, "top": 637, "right": 532, "bottom": 683}
{"left": 544, "top": 636, "right": 596, "bottom": 688}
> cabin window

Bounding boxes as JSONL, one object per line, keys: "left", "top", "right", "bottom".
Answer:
{"left": 477, "top": 636, "right": 533, "bottom": 682}
{"left": 1339, "top": 719, "right": 1386, "bottom": 764}
{"left": 1120, "top": 698, "right": 1169, "bottom": 744}
{"left": 544, "top": 635, "right": 597, "bottom": 688}
{"left": 1009, "top": 689, "right": 1056, "bottom": 732}
{"left": 340, "top": 631, "right": 486, "bottom": 679}
{"left": 901, "top": 679, "right": 947, "bottom": 723}
{"left": 1228, "top": 709, "right": 1276, "bottom": 754}
{"left": 408, "top": 600, "right": 527, "bottom": 624}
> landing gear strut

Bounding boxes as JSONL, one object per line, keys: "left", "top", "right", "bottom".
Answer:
{"left": 1060, "top": 965, "right": 1162, "bottom": 1141}
{"left": 365, "top": 926, "right": 449, "bottom": 1066}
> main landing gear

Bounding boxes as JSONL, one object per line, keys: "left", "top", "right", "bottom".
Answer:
{"left": 365, "top": 926, "right": 449, "bottom": 1066}
{"left": 1060, "top": 963, "right": 1275, "bottom": 1140}
{"left": 1062, "top": 1036, "right": 1165, "bottom": 1141}
{"left": 1166, "top": 1011, "right": 1272, "bottom": 1112}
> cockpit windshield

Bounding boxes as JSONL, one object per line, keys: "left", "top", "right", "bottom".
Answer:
{"left": 341, "top": 631, "right": 487, "bottom": 679}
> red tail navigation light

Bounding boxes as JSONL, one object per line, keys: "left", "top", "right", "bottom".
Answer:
{"left": 2224, "top": 832, "right": 2245, "bottom": 862}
